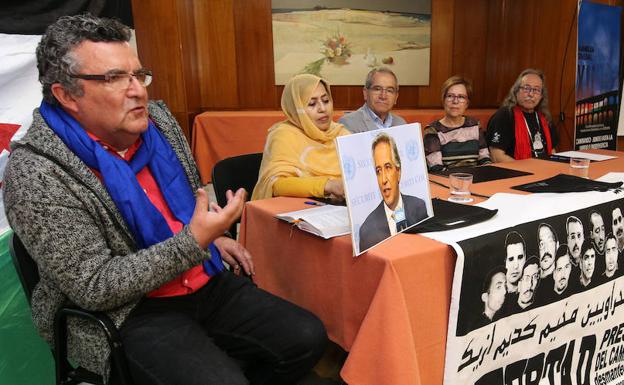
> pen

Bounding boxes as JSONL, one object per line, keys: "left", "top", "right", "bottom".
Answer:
{"left": 304, "top": 201, "right": 326, "bottom": 206}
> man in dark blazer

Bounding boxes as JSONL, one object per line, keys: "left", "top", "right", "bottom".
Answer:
{"left": 359, "top": 133, "right": 427, "bottom": 251}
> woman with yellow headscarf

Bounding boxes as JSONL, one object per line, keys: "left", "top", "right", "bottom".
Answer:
{"left": 252, "top": 74, "right": 351, "bottom": 201}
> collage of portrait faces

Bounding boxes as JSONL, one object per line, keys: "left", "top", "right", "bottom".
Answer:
{"left": 456, "top": 199, "right": 624, "bottom": 336}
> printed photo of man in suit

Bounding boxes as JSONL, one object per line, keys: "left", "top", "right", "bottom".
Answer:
{"left": 358, "top": 132, "right": 427, "bottom": 251}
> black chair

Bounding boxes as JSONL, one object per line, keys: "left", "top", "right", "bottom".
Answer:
{"left": 211, "top": 152, "right": 263, "bottom": 239}
{"left": 8, "top": 233, "right": 134, "bottom": 385}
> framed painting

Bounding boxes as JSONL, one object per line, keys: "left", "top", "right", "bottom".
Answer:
{"left": 272, "top": 0, "right": 431, "bottom": 85}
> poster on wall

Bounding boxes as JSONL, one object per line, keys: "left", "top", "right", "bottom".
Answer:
{"left": 271, "top": 0, "right": 431, "bottom": 85}
{"left": 427, "top": 190, "right": 624, "bottom": 385}
{"left": 575, "top": 1, "right": 622, "bottom": 150}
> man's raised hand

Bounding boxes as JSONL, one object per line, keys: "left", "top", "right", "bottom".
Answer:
{"left": 189, "top": 188, "right": 246, "bottom": 249}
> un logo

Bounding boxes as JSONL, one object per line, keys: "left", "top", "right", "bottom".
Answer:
{"left": 343, "top": 155, "right": 356, "bottom": 181}
{"left": 406, "top": 139, "right": 420, "bottom": 161}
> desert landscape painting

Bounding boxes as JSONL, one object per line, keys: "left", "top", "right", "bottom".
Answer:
{"left": 272, "top": 1, "right": 431, "bottom": 85}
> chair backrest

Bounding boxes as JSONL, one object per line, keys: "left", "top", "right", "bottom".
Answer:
{"left": 8, "top": 233, "right": 40, "bottom": 305}
{"left": 211, "top": 152, "right": 263, "bottom": 239}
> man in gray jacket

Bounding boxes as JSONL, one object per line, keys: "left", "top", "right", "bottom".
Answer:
{"left": 3, "top": 14, "right": 326, "bottom": 385}
{"left": 338, "top": 67, "right": 406, "bottom": 133}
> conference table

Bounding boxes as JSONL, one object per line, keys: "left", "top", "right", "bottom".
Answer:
{"left": 191, "top": 109, "right": 496, "bottom": 183}
{"left": 238, "top": 150, "right": 622, "bottom": 385}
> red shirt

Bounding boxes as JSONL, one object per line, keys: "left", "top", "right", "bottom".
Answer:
{"left": 87, "top": 133, "right": 210, "bottom": 297}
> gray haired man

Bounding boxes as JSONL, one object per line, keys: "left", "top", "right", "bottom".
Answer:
{"left": 339, "top": 67, "right": 406, "bottom": 133}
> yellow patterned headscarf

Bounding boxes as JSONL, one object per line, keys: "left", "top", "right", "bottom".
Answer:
{"left": 251, "top": 74, "right": 350, "bottom": 200}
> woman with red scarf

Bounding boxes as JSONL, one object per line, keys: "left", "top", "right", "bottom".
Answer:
{"left": 486, "top": 68, "right": 558, "bottom": 162}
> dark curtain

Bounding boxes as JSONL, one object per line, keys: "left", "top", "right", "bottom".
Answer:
{"left": 0, "top": 0, "right": 133, "bottom": 34}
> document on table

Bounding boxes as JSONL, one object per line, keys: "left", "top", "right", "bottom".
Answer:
{"left": 553, "top": 151, "right": 617, "bottom": 161}
{"left": 276, "top": 205, "right": 351, "bottom": 239}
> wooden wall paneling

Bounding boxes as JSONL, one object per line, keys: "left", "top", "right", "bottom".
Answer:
{"left": 530, "top": 1, "right": 564, "bottom": 149}
{"left": 420, "top": 0, "right": 455, "bottom": 107}
{"left": 177, "top": 0, "right": 201, "bottom": 114}
{"left": 510, "top": 1, "right": 539, "bottom": 70}
{"left": 132, "top": 0, "right": 620, "bottom": 151}
{"left": 478, "top": 0, "right": 579, "bottom": 151}
{"left": 224, "top": 0, "right": 458, "bottom": 110}
{"left": 233, "top": 0, "right": 276, "bottom": 109}
{"left": 175, "top": 0, "right": 203, "bottom": 135}
{"left": 514, "top": 0, "right": 577, "bottom": 152}
{"left": 348, "top": 86, "right": 365, "bottom": 109}
{"left": 194, "top": 0, "right": 239, "bottom": 109}
{"left": 344, "top": 85, "right": 363, "bottom": 111}
{"left": 482, "top": 0, "right": 508, "bottom": 106}
{"left": 395, "top": 86, "right": 421, "bottom": 110}
{"left": 132, "top": 0, "right": 182, "bottom": 111}
{"left": 132, "top": 0, "right": 188, "bottom": 138}
{"left": 491, "top": 1, "right": 533, "bottom": 103}
{"left": 331, "top": 86, "right": 352, "bottom": 109}
{"left": 272, "top": 84, "right": 359, "bottom": 112}
{"left": 451, "top": 0, "right": 489, "bottom": 107}
{"left": 487, "top": 0, "right": 551, "bottom": 104}
{"left": 549, "top": 1, "right": 579, "bottom": 152}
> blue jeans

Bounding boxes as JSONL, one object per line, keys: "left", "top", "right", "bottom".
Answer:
{"left": 113, "top": 271, "right": 327, "bottom": 385}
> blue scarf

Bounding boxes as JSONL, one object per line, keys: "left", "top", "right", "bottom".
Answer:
{"left": 39, "top": 101, "right": 224, "bottom": 276}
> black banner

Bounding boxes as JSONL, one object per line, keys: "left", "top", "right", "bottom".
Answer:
{"left": 445, "top": 196, "right": 624, "bottom": 384}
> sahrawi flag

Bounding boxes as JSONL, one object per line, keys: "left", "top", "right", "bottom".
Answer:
{"left": 0, "top": 33, "right": 42, "bottom": 233}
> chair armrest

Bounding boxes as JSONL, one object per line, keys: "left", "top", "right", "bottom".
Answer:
{"left": 53, "top": 306, "right": 132, "bottom": 385}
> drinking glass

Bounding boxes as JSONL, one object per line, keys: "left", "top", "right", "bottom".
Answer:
{"left": 448, "top": 173, "right": 473, "bottom": 203}
{"left": 569, "top": 157, "right": 590, "bottom": 179}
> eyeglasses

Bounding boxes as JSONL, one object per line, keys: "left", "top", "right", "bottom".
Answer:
{"left": 518, "top": 85, "right": 542, "bottom": 95}
{"left": 444, "top": 93, "right": 468, "bottom": 103}
{"left": 69, "top": 69, "right": 153, "bottom": 90}
{"left": 368, "top": 86, "right": 397, "bottom": 95}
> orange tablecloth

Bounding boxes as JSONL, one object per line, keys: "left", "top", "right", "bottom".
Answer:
{"left": 239, "top": 150, "right": 622, "bottom": 385}
{"left": 191, "top": 109, "right": 497, "bottom": 183}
